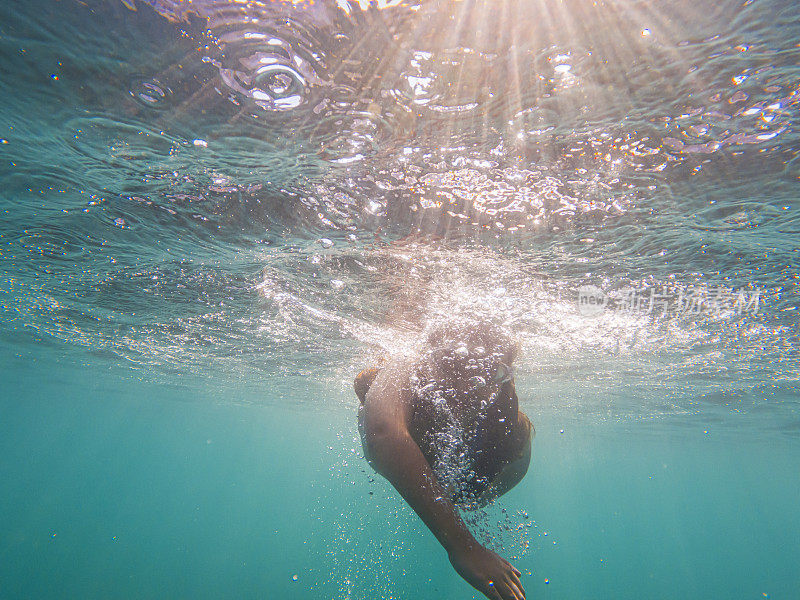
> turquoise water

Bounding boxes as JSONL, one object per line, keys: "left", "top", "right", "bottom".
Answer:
{"left": 1, "top": 0, "right": 800, "bottom": 598}
{"left": 4, "top": 345, "right": 800, "bottom": 599}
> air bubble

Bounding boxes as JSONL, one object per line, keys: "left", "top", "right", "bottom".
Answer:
{"left": 128, "top": 77, "right": 171, "bottom": 109}
{"left": 467, "top": 376, "right": 486, "bottom": 390}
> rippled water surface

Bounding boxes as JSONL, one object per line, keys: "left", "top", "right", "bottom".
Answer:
{"left": 1, "top": 0, "right": 799, "bottom": 598}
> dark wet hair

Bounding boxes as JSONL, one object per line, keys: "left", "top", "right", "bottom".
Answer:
{"left": 414, "top": 318, "right": 518, "bottom": 399}
{"left": 424, "top": 318, "right": 517, "bottom": 363}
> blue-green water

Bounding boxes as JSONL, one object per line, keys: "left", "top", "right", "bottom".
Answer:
{"left": 4, "top": 345, "right": 800, "bottom": 599}
{"left": 1, "top": 0, "right": 799, "bottom": 598}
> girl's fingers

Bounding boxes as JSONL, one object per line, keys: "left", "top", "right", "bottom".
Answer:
{"left": 485, "top": 582, "right": 504, "bottom": 600}
{"left": 501, "top": 580, "right": 524, "bottom": 600}
{"left": 505, "top": 573, "right": 525, "bottom": 600}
